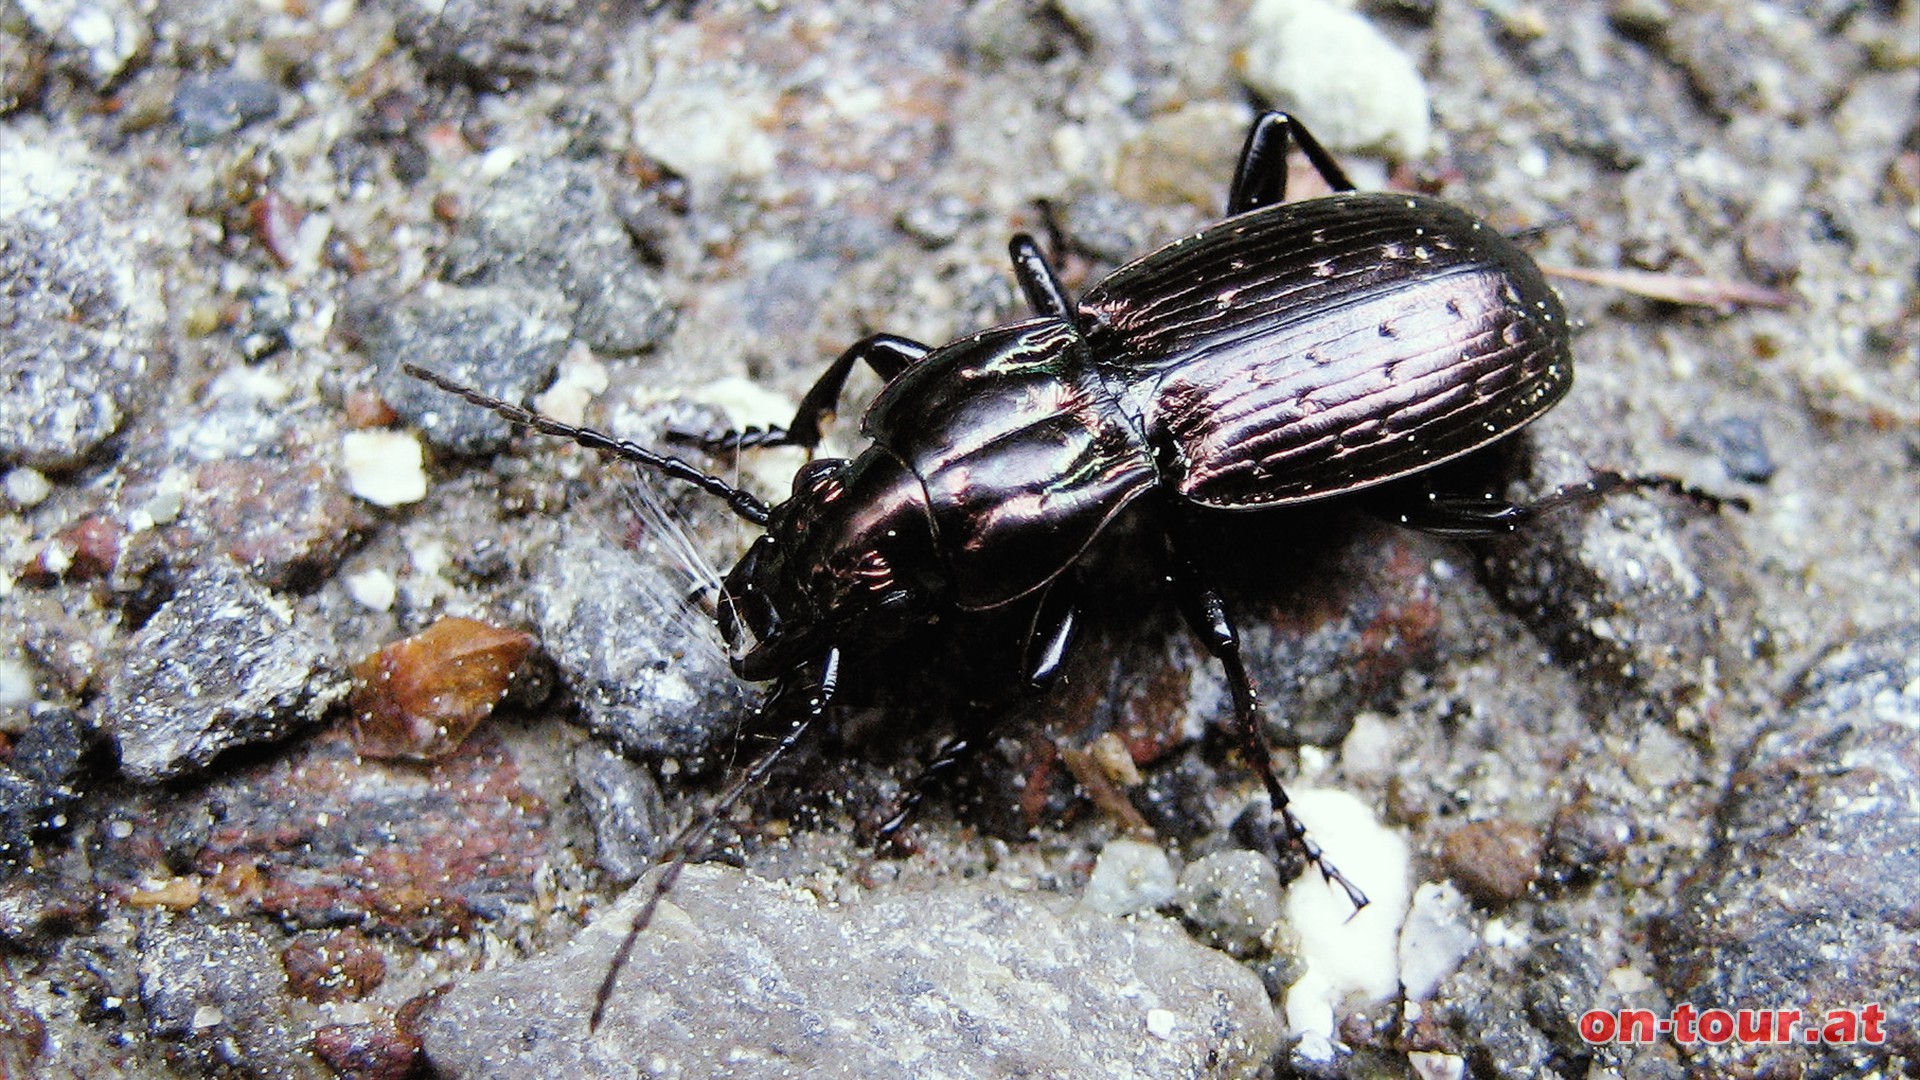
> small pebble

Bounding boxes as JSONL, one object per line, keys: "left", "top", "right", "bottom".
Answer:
{"left": 172, "top": 73, "right": 282, "bottom": 147}
{"left": 4, "top": 467, "right": 51, "bottom": 508}
{"left": 1396, "top": 881, "right": 1477, "bottom": 1001}
{"left": 1409, "top": 1050, "right": 1467, "bottom": 1080}
{"left": 1080, "top": 837, "right": 1178, "bottom": 916}
{"left": 1439, "top": 819, "right": 1543, "bottom": 905}
{"left": 1241, "top": 0, "right": 1432, "bottom": 158}
{"left": 343, "top": 568, "right": 397, "bottom": 612}
{"left": 341, "top": 430, "right": 428, "bottom": 507}
{"left": 0, "top": 657, "right": 34, "bottom": 710}
{"left": 1175, "top": 850, "right": 1283, "bottom": 958}
{"left": 347, "top": 616, "right": 537, "bottom": 761}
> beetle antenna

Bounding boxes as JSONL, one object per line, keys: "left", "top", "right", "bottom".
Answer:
{"left": 403, "top": 364, "right": 771, "bottom": 526}
{"left": 588, "top": 647, "right": 842, "bottom": 1032}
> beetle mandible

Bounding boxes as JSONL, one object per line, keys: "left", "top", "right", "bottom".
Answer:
{"left": 408, "top": 111, "right": 1712, "bottom": 1027}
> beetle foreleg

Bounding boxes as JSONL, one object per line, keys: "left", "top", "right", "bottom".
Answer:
{"left": 685, "top": 333, "right": 933, "bottom": 453}
{"left": 589, "top": 646, "right": 842, "bottom": 1032}
{"left": 872, "top": 719, "right": 991, "bottom": 855}
{"left": 1227, "top": 111, "right": 1357, "bottom": 217}
{"left": 1164, "top": 532, "right": 1370, "bottom": 913}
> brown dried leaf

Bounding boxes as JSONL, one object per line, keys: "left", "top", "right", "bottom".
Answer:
{"left": 348, "top": 617, "right": 536, "bottom": 761}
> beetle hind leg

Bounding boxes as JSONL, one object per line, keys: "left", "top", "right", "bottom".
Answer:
{"left": 1228, "top": 111, "right": 1358, "bottom": 216}
{"left": 1372, "top": 469, "right": 1749, "bottom": 538}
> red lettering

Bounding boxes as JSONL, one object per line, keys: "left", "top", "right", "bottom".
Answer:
{"left": 1775, "top": 1008, "right": 1801, "bottom": 1042}
{"left": 1671, "top": 1003, "right": 1698, "bottom": 1043}
{"left": 1735, "top": 1009, "right": 1772, "bottom": 1042}
{"left": 1861, "top": 1003, "right": 1886, "bottom": 1044}
{"left": 1822, "top": 1009, "right": 1858, "bottom": 1043}
{"left": 1619, "top": 1008, "right": 1657, "bottom": 1043}
{"left": 1578, "top": 1010, "right": 1616, "bottom": 1043}
{"left": 1698, "top": 1008, "right": 1734, "bottom": 1044}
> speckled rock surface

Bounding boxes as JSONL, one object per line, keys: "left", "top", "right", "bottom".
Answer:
{"left": 1655, "top": 623, "right": 1920, "bottom": 1076}
{"left": 0, "top": 0, "right": 1914, "bottom": 1077}
{"left": 98, "top": 560, "right": 346, "bottom": 783}
{"left": 422, "top": 864, "right": 1281, "bottom": 1079}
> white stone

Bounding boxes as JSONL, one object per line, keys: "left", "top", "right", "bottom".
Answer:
{"left": 4, "top": 467, "right": 52, "bottom": 508}
{"left": 1241, "top": 0, "right": 1432, "bottom": 159}
{"left": 343, "top": 568, "right": 398, "bottom": 612}
{"left": 341, "top": 430, "right": 428, "bottom": 507}
{"left": 1397, "top": 881, "right": 1478, "bottom": 1001}
{"left": 1281, "top": 788, "right": 1412, "bottom": 1057}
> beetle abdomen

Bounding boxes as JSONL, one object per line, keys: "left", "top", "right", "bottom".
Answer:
{"left": 1082, "top": 193, "right": 1572, "bottom": 508}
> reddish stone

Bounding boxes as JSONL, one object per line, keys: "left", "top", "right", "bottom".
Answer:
{"left": 89, "top": 729, "right": 552, "bottom": 943}
{"left": 312, "top": 1016, "right": 419, "bottom": 1080}
{"left": 1441, "top": 819, "right": 1545, "bottom": 905}
{"left": 185, "top": 458, "right": 367, "bottom": 589}
{"left": 283, "top": 927, "right": 386, "bottom": 1003}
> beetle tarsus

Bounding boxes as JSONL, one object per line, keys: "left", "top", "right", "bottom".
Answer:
{"left": 673, "top": 423, "right": 797, "bottom": 453}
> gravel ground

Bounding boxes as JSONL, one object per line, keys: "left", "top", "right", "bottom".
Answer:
{"left": 1, "top": 1, "right": 1916, "bottom": 1078}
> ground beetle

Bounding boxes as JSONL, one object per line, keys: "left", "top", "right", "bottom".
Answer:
{"left": 408, "top": 111, "right": 1729, "bottom": 1027}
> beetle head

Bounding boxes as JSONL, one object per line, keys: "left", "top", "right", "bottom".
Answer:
{"left": 717, "top": 453, "right": 941, "bottom": 682}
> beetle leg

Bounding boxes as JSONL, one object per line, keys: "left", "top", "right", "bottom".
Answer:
{"left": 876, "top": 577, "right": 1082, "bottom": 851}
{"left": 1228, "top": 111, "right": 1358, "bottom": 216}
{"left": 1022, "top": 572, "right": 1083, "bottom": 690}
{"left": 591, "top": 647, "right": 842, "bottom": 1031}
{"left": 1374, "top": 470, "right": 1749, "bottom": 538}
{"left": 1009, "top": 233, "right": 1072, "bottom": 318}
{"left": 873, "top": 720, "right": 991, "bottom": 854}
{"left": 686, "top": 334, "right": 933, "bottom": 453}
{"left": 1164, "top": 532, "right": 1370, "bottom": 912}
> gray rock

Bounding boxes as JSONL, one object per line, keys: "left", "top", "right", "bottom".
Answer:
{"left": 0, "top": 706, "right": 85, "bottom": 869}
{"left": 1081, "top": 836, "right": 1178, "bottom": 916}
{"left": 0, "top": 138, "right": 158, "bottom": 472}
{"left": 1655, "top": 623, "right": 1920, "bottom": 1074}
{"left": 441, "top": 158, "right": 674, "bottom": 356}
{"left": 573, "top": 744, "right": 668, "bottom": 884}
{"left": 1478, "top": 423, "right": 1756, "bottom": 730}
{"left": 1176, "top": 850, "right": 1284, "bottom": 959}
{"left": 422, "top": 865, "right": 1281, "bottom": 1079}
{"left": 171, "top": 72, "right": 281, "bottom": 146}
{"left": 100, "top": 561, "right": 346, "bottom": 783}
{"left": 530, "top": 527, "right": 749, "bottom": 763}
{"left": 137, "top": 918, "right": 324, "bottom": 1078}
{"left": 385, "top": 0, "right": 623, "bottom": 90}
{"left": 368, "top": 284, "right": 572, "bottom": 455}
